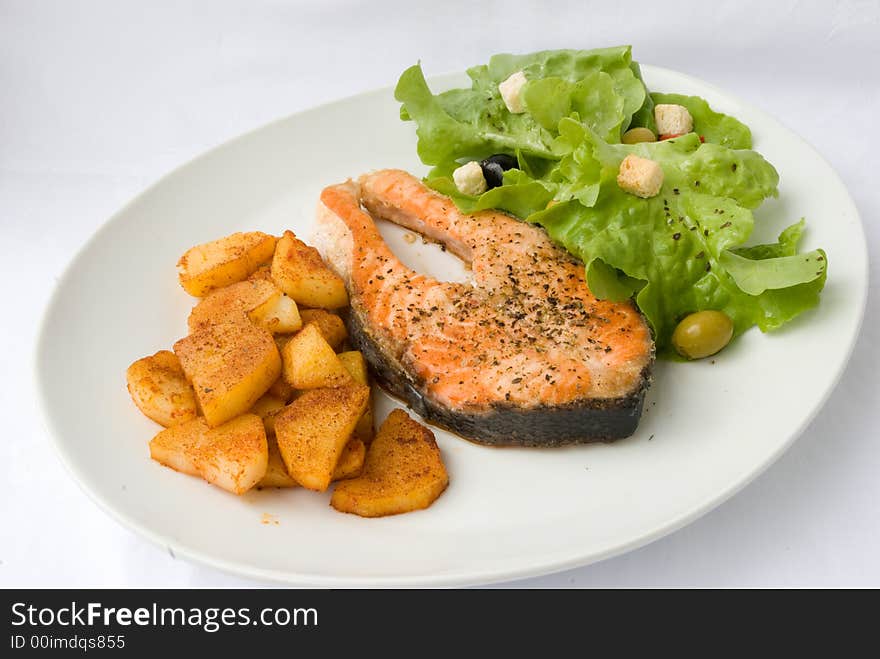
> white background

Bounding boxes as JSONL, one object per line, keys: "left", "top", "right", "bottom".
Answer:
{"left": 1, "top": 0, "right": 877, "bottom": 587}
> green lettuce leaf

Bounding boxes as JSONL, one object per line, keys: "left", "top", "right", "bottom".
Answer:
{"left": 394, "top": 63, "right": 558, "bottom": 165}
{"left": 732, "top": 218, "right": 805, "bottom": 259}
{"left": 651, "top": 92, "right": 752, "bottom": 149}
{"left": 719, "top": 249, "right": 827, "bottom": 296}
{"left": 586, "top": 258, "right": 646, "bottom": 301}
{"left": 578, "top": 121, "right": 779, "bottom": 209}
{"left": 485, "top": 47, "right": 649, "bottom": 133}
{"left": 527, "top": 127, "right": 825, "bottom": 351}
{"left": 394, "top": 46, "right": 654, "bottom": 166}
{"left": 424, "top": 166, "right": 555, "bottom": 218}
{"left": 523, "top": 72, "right": 626, "bottom": 142}
{"left": 720, "top": 220, "right": 827, "bottom": 295}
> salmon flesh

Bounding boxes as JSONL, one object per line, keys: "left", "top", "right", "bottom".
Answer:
{"left": 314, "top": 169, "right": 654, "bottom": 446}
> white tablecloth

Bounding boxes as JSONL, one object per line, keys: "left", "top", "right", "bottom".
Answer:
{"left": 2, "top": 0, "right": 878, "bottom": 587}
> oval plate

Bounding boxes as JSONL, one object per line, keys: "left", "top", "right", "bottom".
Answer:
{"left": 36, "top": 66, "right": 868, "bottom": 586}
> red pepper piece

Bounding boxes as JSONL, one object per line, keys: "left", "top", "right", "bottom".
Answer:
{"left": 659, "top": 133, "right": 706, "bottom": 143}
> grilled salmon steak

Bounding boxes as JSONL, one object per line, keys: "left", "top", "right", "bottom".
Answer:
{"left": 314, "top": 169, "right": 654, "bottom": 446}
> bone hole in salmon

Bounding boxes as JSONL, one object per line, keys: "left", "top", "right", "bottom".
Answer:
{"left": 374, "top": 218, "right": 472, "bottom": 285}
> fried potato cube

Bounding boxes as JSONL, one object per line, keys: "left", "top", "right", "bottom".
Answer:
{"left": 274, "top": 333, "right": 294, "bottom": 353}
{"left": 247, "top": 263, "right": 274, "bottom": 283}
{"left": 298, "top": 309, "right": 347, "bottom": 350}
{"left": 188, "top": 279, "right": 302, "bottom": 334}
{"left": 333, "top": 438, "right": 367, "bottom": 480}
{"left": 274, "top": 384, "right": 370, "bottom": 491}
{"left": 259, "top": 438, "right": 299, "bottom": 488}
{"left": 249, "top": 291, "right": 302, "bottom": 334}
{"left": 338, "top": 351, "right": 374, "bottom": 443}
{"left": 126, "top": 350, "right": 198, "bottom": 427}
{"left": 174, "top": 322, "right": 281, "bottom": 427}
{"left": 149, "top": 415, "right": 268, "bottom": 494}
{"left": 195, "top": 415, "right": 268, "bottom": 494}
{"left": 331, "top": 409, "right": 449, "bottom": 517}
{"left": 250, "top": 393, "right": 287, "bottom": 435}
{"left": 177, "top": 232, "right": 277, "bottom": 297}
{"left": 267, "top": 375, "right": 295, "bottom": 402}
{"left": 271, "top": 230, "right": 348, "bottom": 309}
{"left": 259, "top": 437, "right": 366, "bottom": 489}
{"left": 188, "top": 279, "right": 276, "bottom": 330}
{"left": 272, "top": 335, "right": 296, "bottom": 399}
{"left": 149, "top": 418, "right": 205, "bottom": 477}
{"left": 352, "top": 405, "right": 375, "bottom": 444}
{"left": 337, "top": 351, "right": 368, "bottom": 385}
{"left": 281, "top": 323, "right": 352, "bottom": 389}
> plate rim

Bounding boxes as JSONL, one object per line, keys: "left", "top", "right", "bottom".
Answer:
{"left": 34, "top": 64, "right": 870, "bottom": 587}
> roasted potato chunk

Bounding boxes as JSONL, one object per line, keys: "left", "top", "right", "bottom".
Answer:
{"left": 351, "top": 405, "right": 375, "bottom": 444}
{"left": 333, "top": 439, "right": 367, "bottom": 480}
{"left": 338, "top": 351, "right": 374, "bottom": 442}
{"left": 177, "top": 232, "right": 277, "bottom": 297}
{"left": 298, "top": 309, "right": 347, "bottom": 350}
{"left": 274, "top": 384, "right": 370, "bottom": 491}
{"left": 250, "top": 393, "right": 287, "bottom": 435}
{"left": 188, "top": 279, "right": 301, "bottom": 334}
{"left": 249, "top": 292, "right": 302, "bottom": 334}
{"left": 174, "top": 322, "right": 281, "bottom": 427}
{"left": 126, "top": 350, "right": 198, "bottom": 427}
{"left": 271, "top": 230, "right": 348, "bottom": 309}
{"left": 282, "top": 323, "right": 352, "bottom": 389}
{"left": 259, "top": 439, "right": 299, "bottom": 488}
{"left": 259, "top": 437, "right": 366, "bottom": 489}
{"left": 267, "top": 375, "right": 294, "bottom": 402}
{"left": 337, "top": 351, "right": 368, "bottom": 385}
{"left": 150, "top": 415, "right": 268, "bottom": 494}
{"left": 331, "top": 409, "right": 448, "bottom": 517}
{"left": 247, "top": 263, "right": 274, "bottom": 283}
{"left": 273, "top": 333, "right": 294, "bottom": 353}
{"left": 188, "top": 279, "right": 275, "bottom": 330}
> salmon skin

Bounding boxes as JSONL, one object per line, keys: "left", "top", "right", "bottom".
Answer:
{"left": 314, "top": 170, "right": 654, "bottom": 446}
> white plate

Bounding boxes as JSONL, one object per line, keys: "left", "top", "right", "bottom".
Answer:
{"left": 36, "top": 66, "right": 868, "bottom": 586}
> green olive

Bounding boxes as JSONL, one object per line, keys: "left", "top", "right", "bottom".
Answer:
{"left": 672, "top": 310, "right": 734, "bottom": 359}
{"left": 621, "top": 127, "right": 657, "bottom": 145}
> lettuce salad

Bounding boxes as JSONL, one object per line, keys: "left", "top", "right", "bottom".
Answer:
{"left": 394, "top": 47, "right": 826, "bottom": 354}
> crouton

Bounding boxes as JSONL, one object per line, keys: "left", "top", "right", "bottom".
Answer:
{"left": 617, "top": 154, "right": 664, "bottom": 198}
